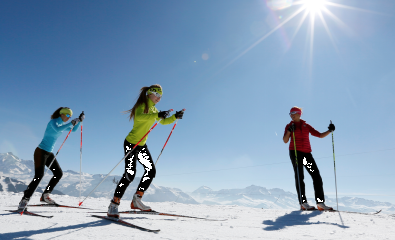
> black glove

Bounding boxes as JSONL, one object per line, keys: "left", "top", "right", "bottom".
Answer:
{"left": 79, "top": 112, "right": 85, "bottom": 122}
{"left": 158, "top": 110, "right": 171, "bottom": 119}
{"left": 175, "top": 110, "right": 184, "bottom": 119}
{"left": 328, "top": 122, "right": 335, "bottom": 132}
{"left": 71, "top": 118, "right": 80, "bottom": 126}
{"left": 288, "top": 124, "right": 295, "bottom": 132}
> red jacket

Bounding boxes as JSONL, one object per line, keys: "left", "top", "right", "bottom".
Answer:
{"left": 284, "top": 120, "right": 320, "bottom": 153}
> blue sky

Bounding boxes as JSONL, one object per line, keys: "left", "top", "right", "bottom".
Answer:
{"left": 1, "top": 0, "right": 394, "bottom": 204}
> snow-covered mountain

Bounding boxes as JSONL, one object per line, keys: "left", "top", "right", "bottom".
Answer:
{"left": 48, "top": 171, "right": 198, "bottom": 204}
{"left": 0, "top": 176, "right": 64, "bottom": 195}
{"left": 0, "top": 152, "right": 197, "bottom": 204}
{"left": 1, "top": 152, "right": 394, "bottom": 214}
{"left": 0, "top": 176, "right": 33, "bottom": 193}
{"left": 190, "top": 185, "right": 395, "bottom": 214}
{"left": 191, "top": 185, "right": 305, "bottom": 209}
{"left": 0, "top": 152, "right": 34, "bottom": 175}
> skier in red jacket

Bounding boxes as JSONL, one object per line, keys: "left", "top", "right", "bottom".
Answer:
{"left": 283, "top": 106, "right": 335, "bottom": 211}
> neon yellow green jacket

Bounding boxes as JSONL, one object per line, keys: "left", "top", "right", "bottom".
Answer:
{"left": 126, "top": 98, "right": 176, "bottom": 146}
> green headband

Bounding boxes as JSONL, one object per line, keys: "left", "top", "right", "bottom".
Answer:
{"left": 60, "top": 108, "right": 73, "bottom": 117}
{"left": 147, "top": 87, "right": 163, "bottom": 96}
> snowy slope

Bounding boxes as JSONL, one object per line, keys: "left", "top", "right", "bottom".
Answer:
{"left": 0, "top": 192, "right": 394, "bottom": 240}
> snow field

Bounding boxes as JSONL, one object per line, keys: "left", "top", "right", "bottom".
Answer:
{"left": 0, "top": 192, "right": 394, "bottom": 240}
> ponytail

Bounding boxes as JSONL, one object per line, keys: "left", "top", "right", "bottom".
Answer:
{"left": 124, "top": 84, "right": 162, "bottom": 121}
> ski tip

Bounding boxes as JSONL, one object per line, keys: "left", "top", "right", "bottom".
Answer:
{"left": 20, "top": 212, "right": 23, "bottom": 216}
{"left": 169, "top": 109, "right": 173, "bottom": 112}
{"left": 78, "top": 202, "right": 83, "bottom": 206}
{"left": 182, "top": 108, "right": 186, "bottom": 111}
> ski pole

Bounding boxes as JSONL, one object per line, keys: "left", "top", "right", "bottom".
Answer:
{"left": 78, "top": 111, "right": 171, "bottom": 206}
{"left": 21, "top": 126, "right": 75, "bottom": 215}
{"left": 79, "top": 121, "right": 83, "bottom": 204}
{"left": 331, "top": 120, "right": 339, "bottom": 211}
{"left": 155, "top": 109, "right": 185, "bottom": 166}
{"left": 292, "top": 126, "right": 303, "bottom": 208}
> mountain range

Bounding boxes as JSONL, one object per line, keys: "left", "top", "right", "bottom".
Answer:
{"left": 1, "top": 152, "right": 394, "bottom": 214}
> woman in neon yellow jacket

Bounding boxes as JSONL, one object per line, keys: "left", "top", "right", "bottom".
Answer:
{"left": 107, "top": 84, "right": 184, "bottom": 218}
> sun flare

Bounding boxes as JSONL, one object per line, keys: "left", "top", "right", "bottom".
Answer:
{"left": 223, "top": 0, "right": 377, "bottom": 78}
{"left": 302, "top": 0, "right": 327, "bottom": 14}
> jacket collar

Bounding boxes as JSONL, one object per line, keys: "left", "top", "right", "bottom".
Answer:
{"left": 147, "top": 97, "right": 155, "bottom": 107}
{"left": 56, "top": 117, "right": 65, "bottom": 125}
{"left": 290, "top": 119, "right": 306, "bottom": 125}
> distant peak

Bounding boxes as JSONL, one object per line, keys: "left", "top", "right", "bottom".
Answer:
{"left": 193, "top": 186, "right": 213, "bottom": 193}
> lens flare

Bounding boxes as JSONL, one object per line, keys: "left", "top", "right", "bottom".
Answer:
{"left": 302, "top": 0, "right": 326, "bottom": 14}
{"left": 266, "top": 0, "right": 294, "bottom": 11}
{"left": 211, "top": 0, "right": 381, "bottom": 81}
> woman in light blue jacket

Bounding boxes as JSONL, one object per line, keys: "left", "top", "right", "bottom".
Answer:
{"left": 18, "top": 107, "right": 84, "bottom": 210}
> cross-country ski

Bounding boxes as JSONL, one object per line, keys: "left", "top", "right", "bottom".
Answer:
{"left": 7, "top": 210, "right": 53, "bottom": 218}
{"left": 89, "top": 210, "right": 226, "bottom": 221}
{"left": 91, "top": 215, "right": 160, "bottom": 233}
{"left": 26, "top": 204, "right": 92, "bottom": 209}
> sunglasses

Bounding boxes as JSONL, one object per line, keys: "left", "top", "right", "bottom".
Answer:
{"left": 289, "top": 111, "right": 300, "bottom": 115}
{"left": 151, "top": 92, "right": 162, "bottom": 98}
{"left": 66, "top": 114, "right": 71, "bottom": 118}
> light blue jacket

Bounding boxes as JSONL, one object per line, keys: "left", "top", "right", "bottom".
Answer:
{"left": 38, "top": 117, "right": 81, "bottom": 152}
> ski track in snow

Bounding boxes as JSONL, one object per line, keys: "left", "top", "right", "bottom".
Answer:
{"left": 1, "top": 192, "right": 394, "bottom": 240}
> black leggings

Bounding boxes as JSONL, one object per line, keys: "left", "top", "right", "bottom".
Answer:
{"left": 24, "top": 147, "right": 63, "bottom": 199}
{"left": 289, "top": 150, "right": 325, "bottom": 204}
{"left": 113, "top": 139, "right": 156, "bottom": 199}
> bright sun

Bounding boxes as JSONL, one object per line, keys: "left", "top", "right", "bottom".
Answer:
{"left": 231, "top": 0, "right": 370, "bottom": 77}
{"left": 302, "top": 0, "right": 327, "bottom": 14}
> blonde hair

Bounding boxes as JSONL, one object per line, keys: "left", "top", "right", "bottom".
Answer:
{"left": 124, "top": 84, "right": 162, "bottom": 121}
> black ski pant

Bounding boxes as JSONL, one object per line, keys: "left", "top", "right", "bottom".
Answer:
{"left": 113, "top": 139, "right": 156, "bottom": 199}
{"left": 289, "top": 150, "right": 325, "bottom": 204}
{"left": 24, "top": 147, "right": 63, "bottom": 199}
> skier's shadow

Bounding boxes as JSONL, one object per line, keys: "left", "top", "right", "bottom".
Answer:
{"left": 0, "top": 213, "right": 158, "bottom": 239}
{"left": 262, "top": 211, "right": 349, "bottom": 231}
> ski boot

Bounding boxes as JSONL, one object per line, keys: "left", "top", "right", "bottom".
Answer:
{"left": 317, "top": 203, "right": 333, "bottom": 211}
{"left": 107, "top": 197, "right": 120, "bottom": 218}
{"left": 40, "top": 193, "right": 57, "bottom": 204}
{"left": 301, "top": 202, "right": 316, "bottom": 210}
{"left": 18, "top": 197, "right": 30, "bottom": 211}
{"left": 131, "top": 191, "right": 151, "bottom": 211}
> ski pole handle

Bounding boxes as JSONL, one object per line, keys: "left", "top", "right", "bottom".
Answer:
{"left": 155, "top": 109, "right": 185, "bottom": 166}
